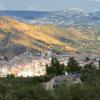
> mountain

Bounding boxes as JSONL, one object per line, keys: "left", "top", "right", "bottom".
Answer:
{"left": 0, "top": 16, "right": 77, "bottom": 58}
{"left": 1, "top": 10, "right": 100, "bottom": 26}
{"left": 0, "top": 10, "right": 89, "bottom": 26}
{"left": 0, "top": 16, "right": 100, "bottom": 59}
{"left": 0, "top": 10, "right": 100, "bottom": 59}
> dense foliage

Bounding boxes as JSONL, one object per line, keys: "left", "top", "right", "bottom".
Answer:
{"left": 46, "top": 57, "right": 65, "bottom": 75}
{"left": 66, "top": 57, "right": 81, "bottom": 72}
{"left": 0, "top": 57, "right": 99, "bottom": 100}
{"left": 0, "top": 69, "right": 100, "bottom": 100}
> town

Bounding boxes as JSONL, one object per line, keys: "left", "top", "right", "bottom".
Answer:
{"left": 0, "top": 50, "right": 100, "bottom": 77}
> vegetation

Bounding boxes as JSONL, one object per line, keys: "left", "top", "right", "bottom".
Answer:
{"left": 0, "top": 57, "right": 99, "bottom": 100}
{"left": 66, "top": 57, "right": 81, "bottom": 72}
{"left": 46, "top": 57, "right": 82, "bottom": 75}
{"left": 0, "top": 78, "right": 54, "bottom": 100}
{"left": 0, "top": 69, "right": 99, "bottom": 100}
{"left": 81, "top": 62, "right": 96, "bottom": 81}
{"left": 84, "top": 57, "right": 90, "bottom": 62}
{"left": 99, "top": 59, "right": 100, "bottom": 67}
{"left": 46, "top": 57, "right": 65, "bottom": 75}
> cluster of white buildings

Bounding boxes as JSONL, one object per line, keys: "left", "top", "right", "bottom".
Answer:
{"left": 0, "top": 51, "right": 100, "bottom": 77}
{"left": 0, "top": 52, "right": 51, "bottom": 77}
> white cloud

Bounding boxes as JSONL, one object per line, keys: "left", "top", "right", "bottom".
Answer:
{"left": 70, "top": 8, "right": 84, "bottom": 12}
{"left": 27, "top": 6, "right": 36, "bottom": 11}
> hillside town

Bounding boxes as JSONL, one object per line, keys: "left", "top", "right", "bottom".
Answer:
{"left": 0, "top": 51, "right": 100, "bottom": 77}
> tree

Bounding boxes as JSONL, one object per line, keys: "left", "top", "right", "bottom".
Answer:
{"left": 46, "top": 57, "right": 65, "bottom": 75}
{"left": 83, "top": 62, "right": 96, "bottom": 73}
{"left": 98, "top": 59, "right": 100, "bottom": 68}
{"left": 84, "top": 57, "right": 90, "bottom": 62}
{"left": 81, "top": 62, "right": 96, "bottom": 82}
{"left": 66, "top": 57, "right": 81, "bottom": 73}
{"left": 55, "top": 83, "right": 99, "bottom": 100}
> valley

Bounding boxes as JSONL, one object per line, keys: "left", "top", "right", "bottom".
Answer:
{"left": 0, "top": 10, "right": 100, "bottom": 77}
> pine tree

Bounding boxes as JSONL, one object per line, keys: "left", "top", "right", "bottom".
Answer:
{"left": 83, "top": 62, "right": 96, "bottom": 73}
{"left": 66, "top": 57, "right": 81, "bottom": 73}
{"left": 46, "top": 57, "right": 65, "bottom": 75}
{"left": 98, "top": 59, "right": 100, "bottom": 68}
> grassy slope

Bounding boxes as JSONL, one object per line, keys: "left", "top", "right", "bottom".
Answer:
{"left": 0, "top": 16, "right": 100, "bottom": 52}
{"left": 0, "top": 16, "right": 76, "bottom": 52}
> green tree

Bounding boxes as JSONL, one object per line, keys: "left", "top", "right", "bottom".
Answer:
{"left": 84, "top": 57, "right": 90, "bottom": 62}
{"left": 66, "top": 57, "right": 81, "bottom": 73}
{"left": 81, "top": 62, "right": 96, "bottom": 82}
{"left": 98, "top": 59, "right": 100, "bottom": 68}
{"left": 83, "top": 62, "right": 96, "bottom": 73}
{"left": 46, "top": 57, "right": 65, "bottom": 75}
{"left": 55, "top": 83, "right": 99, "bottom": 100}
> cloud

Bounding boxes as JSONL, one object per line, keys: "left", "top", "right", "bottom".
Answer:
{"left": 27, "top": 6, "right": 36, "bottom": 11}
{"left": 70, "top": 8, "right": 84, "bottom": 12}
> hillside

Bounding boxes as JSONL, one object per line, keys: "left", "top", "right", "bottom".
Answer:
{"left": 0, "top": 16, "right": 99, "bottom": 59}
{"left": 0, "top": 17, "right": 76, "bottom": 58}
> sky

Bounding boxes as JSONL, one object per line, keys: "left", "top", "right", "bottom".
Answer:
{"left": 0, "top": 0, "right": 100, "bottom": 12}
